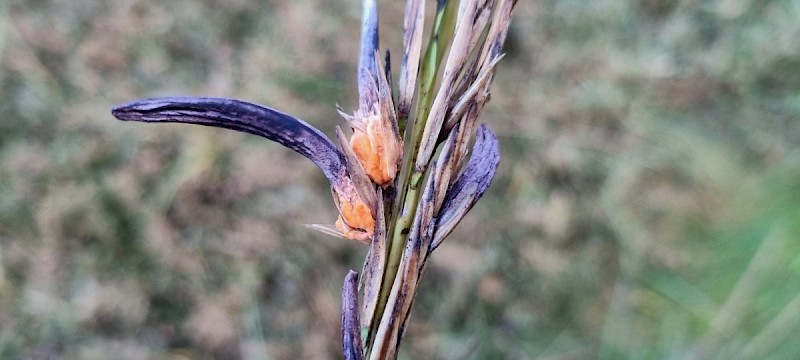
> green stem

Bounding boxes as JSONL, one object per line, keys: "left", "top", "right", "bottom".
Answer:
{"left": 365, "top": 0, "right": 460, "bottom": 356}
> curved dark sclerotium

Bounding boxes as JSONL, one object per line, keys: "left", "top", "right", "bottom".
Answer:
{"left": 111, "top": 96, "right": 346, "bottom": 184}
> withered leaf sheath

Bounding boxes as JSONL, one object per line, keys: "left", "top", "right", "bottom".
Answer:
{"left": 341, "top": 270, "right": 364, "bottom": 360}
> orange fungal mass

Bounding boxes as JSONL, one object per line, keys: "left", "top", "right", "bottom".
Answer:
{"left": 350, "top": 115, "right": 399, "bottom": 186}
{"left": 335, "top": 192, "right": 375, "bottom": 244}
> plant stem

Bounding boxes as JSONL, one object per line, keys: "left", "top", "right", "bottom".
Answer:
{"left": 365, "top": 0, "right": 460, "bottom": 356}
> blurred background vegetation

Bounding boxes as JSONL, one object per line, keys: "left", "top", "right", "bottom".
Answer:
{"left": 1, "top": 0, "right": 799, "bottom": 359}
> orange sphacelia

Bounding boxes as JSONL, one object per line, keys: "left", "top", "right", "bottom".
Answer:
{"left": 349, "top": 111, "right": 401, "bottom": 187}
{"left": 334, "top": 189, "right": 375, "bottom": 244}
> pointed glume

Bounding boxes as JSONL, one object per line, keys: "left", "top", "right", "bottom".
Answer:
{"left": 341, "top": 270, "right": 365, "bottom": 360}
{"left": 433, "top": 124, "right": 500, "bottom": 249}
{"left": 358, "top": 0, "right": 380, "bottom": 111}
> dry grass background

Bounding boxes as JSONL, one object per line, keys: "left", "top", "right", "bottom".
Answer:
{"left": 1, "top": 0, "right": 800, "bottom": 359}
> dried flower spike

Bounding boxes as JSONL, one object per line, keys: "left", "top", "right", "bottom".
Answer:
{"left": 111, "top": 0, "right": 516, "bottom": 358}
